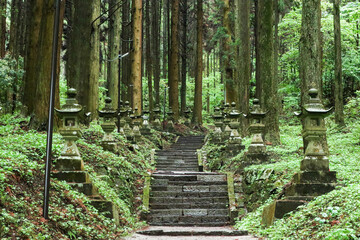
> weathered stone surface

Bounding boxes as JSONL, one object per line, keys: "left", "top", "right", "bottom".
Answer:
{"left": 197, "top": 174, "right": 226, "bottom": 182}
{"left": 285, "top": 183, "right": 336, "bottom": 196}
{"left": 300, "top": 158, "right": 330, "bottom": 171}
{"left": 53, "top": 171, "right": 90, "bottom": 183}
{"left": 90, "top": 200, "right": 119, "bottom": 225}
{"left": 292, "top": 171, "right": 337, "bottom": 184}
{"left": 183, "top": 209, "right": 208, "bottom": 216}
{"left": 54, "top": 158, "right": 84, "bottom": 171}
{"left": 183, "top": 186, "right": 210, "bottom": 192}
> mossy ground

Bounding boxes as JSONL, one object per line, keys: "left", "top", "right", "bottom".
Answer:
{"left": 0, "top": 114, "right": 182, "bottom": 239}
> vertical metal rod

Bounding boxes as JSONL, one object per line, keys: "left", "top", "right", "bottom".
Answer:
{"left": 43, "top": 0, "right": 61, "bottom": 219}
{"left": 163, "top": 87, "right": 167, "bottom": 129}
{"left": 117, "top": 51, "right": 121, "bottom": 133}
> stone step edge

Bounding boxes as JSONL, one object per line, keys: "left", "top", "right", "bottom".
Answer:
{"left": 137, "top": 227, "right": 248, "bottom": 236}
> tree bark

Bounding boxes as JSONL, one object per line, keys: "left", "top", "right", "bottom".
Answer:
{"left": 300, "top": 0, "right": 322, "bottom": 106}
{"left": 0, "top": 0, "right": 6, "bottom": 58}
{"left": 180, "top": 0, "right": 188, "bottom": 115}
{"left": 333, "top": 0, "right": 344, "bottom": 126}
{"left": 254, "top": 0, "right": 262, "bottom": 100}
{"left": 236, "top": 0, "right": 251, "bottom": 136}
{"left": 145, "top": 0, "right": 153, "bottom": 111}
{"left": 223, "top": 0, "right": 236, "bottom": 104}
{"left": 169, "top": 0, "right": 180, "bottom": 119}
{"left": 23, "top": 0, "right": 61, "bottom": 129}
{"left": 153, "top": 0, "right": 161, "bottom": 106}
{"left": 130, "top": 0, "right": 143, "bottom": 113}
{"left": 107, "top": 0, "right": 121, "bottom": 109}
{"left": 258, "top": 0, "right": 280, "bottom": 144}
{"left": 121, "top": 0, "right": 131, "bottom": 103}
{"left": 193, "top": 0, "right": 202, "bottom": 125}
{"left": 66, "top": 0, "right": 100, "bottom": 117}
{"left": 162, "top": 0, "right": 169, "bottom": 79}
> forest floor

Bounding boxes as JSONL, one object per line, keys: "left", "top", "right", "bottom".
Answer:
{"left": 1, "top": 95, "right": 360, "bottom": 239}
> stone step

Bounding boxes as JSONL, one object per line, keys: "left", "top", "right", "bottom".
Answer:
{"left": 150, "top": 209, "right": 229, "bottom": 217}
{"left": 90, "top": 199, "right": 119, "bottom": 224}
{"left": 151, "top": 184, "right": 227, "bottom": 192}
{"left": 149, "top": 215, "right": 229, "bottom": 226}
{"left": 54, "top": 158, "right": 84, "bottom": 171}
{"left": 150, "top": 191, "right": 228, "bottom": 198}
{"left": 155, "top": 164, "right": 199, "bottom": 169}
{"left": 150, "top": 203, "right": 227, "bottom": 209}
{"left": 156, "top": 168, "right": 199, "bottom": 172}
{"left": 285, "top": 183, "right": 336, "bottom": 196}
{"left": 53, "top": 171, "right": 90, "bottom": 183}
{"left": 69, "top": 182, "right": 97, "bottom": 196}
{"left": 137, "top": 226, "right": 248, "bottom": 236}
{"left": 156, "top": 152, "right": 197, "bottom": 157}
{"left": 150, "top": 197, "right": 228, "bottom": 204}
{"left": 155, "top": 159, "right": 198, "bottom": 163}
{"left": 161, "top": 181, "right": 227, "bottom": 186}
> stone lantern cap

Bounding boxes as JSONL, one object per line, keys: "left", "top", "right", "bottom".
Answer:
{"left": 55, "top": 88, "right": 82, "bottom": 115}
{"left": 212, "top": 107, "right": 223, "bottom": 120}
{"left": 98, "top": 97, "right": 116, "bottom": 118}
{"left": 153, "top": 105, "right": 161, "bottom": 114}
{"left": 245, "top": 99, "right": 266, "bottom": 119}
{"left": 295, "top": 88, "right": 333, "bottom": 118}
{"left": 142, "top": 104, "right": 150, "bottom": 115}
{"left": 167, "top": 107, "right": 174, "bottom": 116}
{"left": 228, "top": 102, "right": 241, "bottom": 119}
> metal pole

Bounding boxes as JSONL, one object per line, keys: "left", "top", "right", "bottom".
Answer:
{"left": 43, "top": 0, "right": 61, "bottom": 219}
{"left": 117, "top": 50, "right": 121, "bottom": 133}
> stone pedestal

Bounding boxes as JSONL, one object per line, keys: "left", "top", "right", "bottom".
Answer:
{"left": 262, "top": 89, "right": 336, "bottom": 226}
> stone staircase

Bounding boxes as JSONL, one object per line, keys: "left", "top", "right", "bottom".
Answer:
{"left": 147, "top": 136, "right": 231, "bottom": 226}
{"left": 53, "top": 158, "right": 119, "bottom": 223}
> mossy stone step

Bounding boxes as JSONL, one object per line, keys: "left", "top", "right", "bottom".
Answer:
{"left": 53, "top": 171, "right": 90, "bottom": 183}
{"left": 150, "top": 197, "right": 228, "bottom": 204}
{"left": 150, "top": 203, "right": 227, "bottom": 209}
{"left": 149, "top": 215, "right": 229, "bottom": 226}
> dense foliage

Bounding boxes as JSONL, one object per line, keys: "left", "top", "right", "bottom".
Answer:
{"left": 0, "top": 114, "right": 173, "bottom": 239}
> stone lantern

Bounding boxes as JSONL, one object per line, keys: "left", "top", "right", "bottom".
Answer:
{"left": 55, "top": 88, "right": 83, "bottom": 169}
{"left": 152, "top": 104, "right": 162, "bottom": 130}
{"left": 166, "top": 107, "right": 175, "bottom": 132}
{"left": 141, "top": 105, "right": 151, "bottom": 136}
{"left": 222, "top": 103, "right": 232, "bottom": 140}
{"left": 261, "top": 89, "right": 336, "bottom": 226}
{"left": 226, "top": 102, "right": 244, "bottom": 155}
{"left": 123, "top": 109, "right": 133, "bottom": 141}
{"left": 211, "top": 107, "right": 223, "bottom": 144}
{"left": 132, "top": 111, "right": 142, "bottom": 142}
{"left": 98, "top": 97, "right": 117, "bottom": 152}
{"left": 184, "top": 108, "right": 192, "bottom": 127}
{"left": 247, "top": 99, "right": 267, "bottom": 155}
{"left": 219, "top": 102, "right": 226, "bottom": 131}
{"left": 118, "top": 101, "right": 127, "bottom": 135}
{"left": 296, "top": 88, "right": 333, "bottom": 171}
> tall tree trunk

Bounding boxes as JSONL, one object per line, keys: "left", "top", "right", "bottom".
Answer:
{"left": 130, "top": 0, "right": 142, "bottom": 113}
{"left": 169, "top": 0, "right": 180, "bottom": 119}
{"left": 121, "top": 0, "right": 131, "bottom": 103}
{"left": 153, "top": 0, "right": 160, "bottom": 105}
{"left": 180, "top": 0, "right": 187, "bottom": 115}
{"left": 254, "top": 0, "right": 261, "bottom": 100}
{"left": 145, "top": 0, "right": 153, "bottom": 111}
{"left": 236, "top": 0, "right": 251, "bottom": 136}
{"left": 9, "top": 0, "right": 18, "bottom": 57}
{"left": 300, "top": 0, "right": 329, "bottom": 154}
{"left": 66, "top": 0, "right": 100, "bottom": 117}
{"left": 300, "top": 0, "right": 322, "bottom": 106}
{"left": 223, "top": 0, "right": 236, "bottom": 104}
{"left": 0, "top": 0, "right": 6, "bottom": 58}
{"left": 333, "top": 0, "right": 344, "bottom": 126}
{"left": 193, "top": 0, "right": 202, "bottom": 125}
{"left": 162, "top": 0, "right": 169, "bottom": 79}
{"left": 23, "top": 0, "right": 61, "bottom": 129}
{"left": 107, "top": 0, "right": 121, "bottom": 109}
{"left": 258, "top": 0, "right": 280, "bottom": 144}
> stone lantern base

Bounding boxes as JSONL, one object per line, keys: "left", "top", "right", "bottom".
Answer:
{"left": 261, "top": 170, "right": 337, "bottom": 226}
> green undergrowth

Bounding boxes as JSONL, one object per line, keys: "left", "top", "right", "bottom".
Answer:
{"left": 0, "top": 114, "right": 174, "bottom": 239}
{"left": 232, "top": 116, "right": 360, "bottom": 238}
